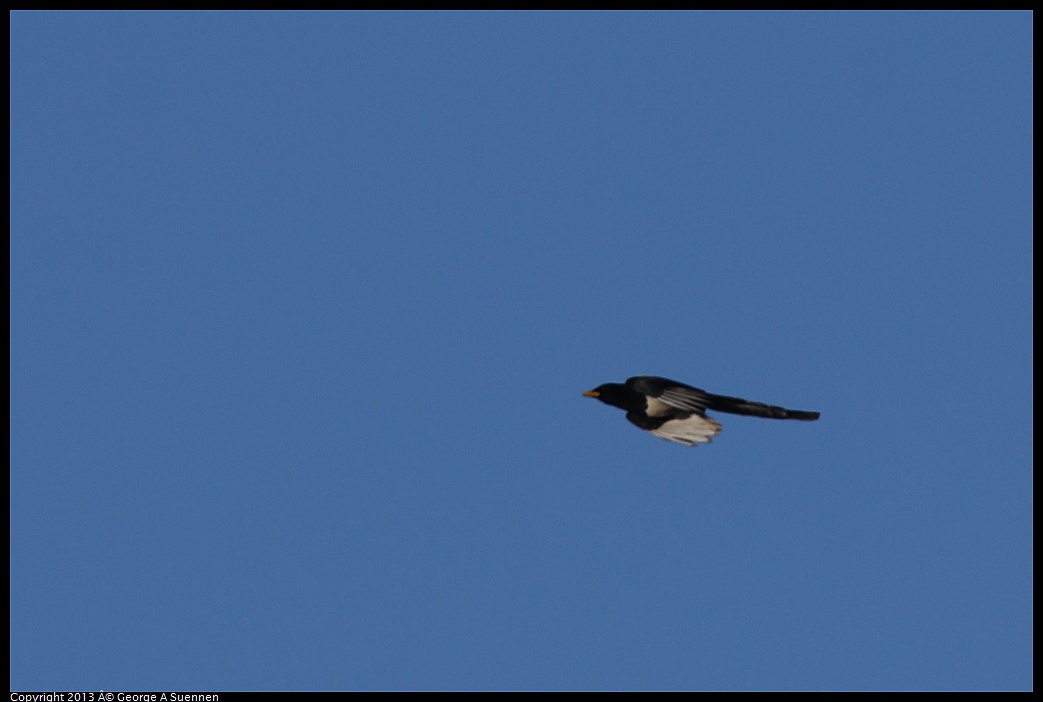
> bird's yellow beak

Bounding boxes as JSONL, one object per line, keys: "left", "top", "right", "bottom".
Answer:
{"left": 582, "top": 390, "right": 600, "bottom": 398}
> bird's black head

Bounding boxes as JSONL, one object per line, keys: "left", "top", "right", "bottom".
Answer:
{"left": 582, "top": 382, "right": 638, "bottom": 411}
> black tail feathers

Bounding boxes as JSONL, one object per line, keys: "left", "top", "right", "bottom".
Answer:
{"left": 705, "top": 393, "right": 820, "bottom": 421}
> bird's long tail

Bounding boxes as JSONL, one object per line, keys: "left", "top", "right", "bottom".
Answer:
{"left": 705, "top": 393, "right": 820, "bottom": 421}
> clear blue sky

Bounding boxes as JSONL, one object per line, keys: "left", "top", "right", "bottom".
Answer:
{"left": 10, "top": 12, "right": 1032, "bottom": 691}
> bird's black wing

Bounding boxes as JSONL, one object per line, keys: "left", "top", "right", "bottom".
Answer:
{"left": 628, "top": 376, "right": 820, "bottom": 421}
{"left": 625, "top": 376, "right": 712, "bottom": 414}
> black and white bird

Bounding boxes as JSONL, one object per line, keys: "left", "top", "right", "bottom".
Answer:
{"left": 583, "top": 376, "right": 820, "bottom": 447}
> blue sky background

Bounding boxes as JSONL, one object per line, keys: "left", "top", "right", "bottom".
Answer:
{"left": 10, "top": 12, "right": 1032, "bottom": 691}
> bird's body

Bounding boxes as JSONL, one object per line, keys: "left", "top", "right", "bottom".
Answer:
{"left": 583, "top": 375, "right": 820, "bottom": 447}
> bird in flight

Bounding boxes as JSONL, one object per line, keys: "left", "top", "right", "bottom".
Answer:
{"left": 583, "top": 375, "right": 820, "bottom": 447}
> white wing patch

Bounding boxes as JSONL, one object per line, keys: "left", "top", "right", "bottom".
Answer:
{"left": 654, "top": 387, "right": 710, "bottom": 413}
{"left": 645, "top": 396, "right": 677, "bottom": 417}
{"left": 651, "top": 415, "right": 723, "bottom": 446}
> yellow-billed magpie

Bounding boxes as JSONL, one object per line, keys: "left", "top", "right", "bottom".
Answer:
{"left": 583, "top": 375, "right": 820, "bottom": 447}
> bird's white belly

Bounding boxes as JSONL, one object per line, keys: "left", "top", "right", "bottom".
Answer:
{"left": 651, "top": 415, "right": 723, "bottom": 446}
